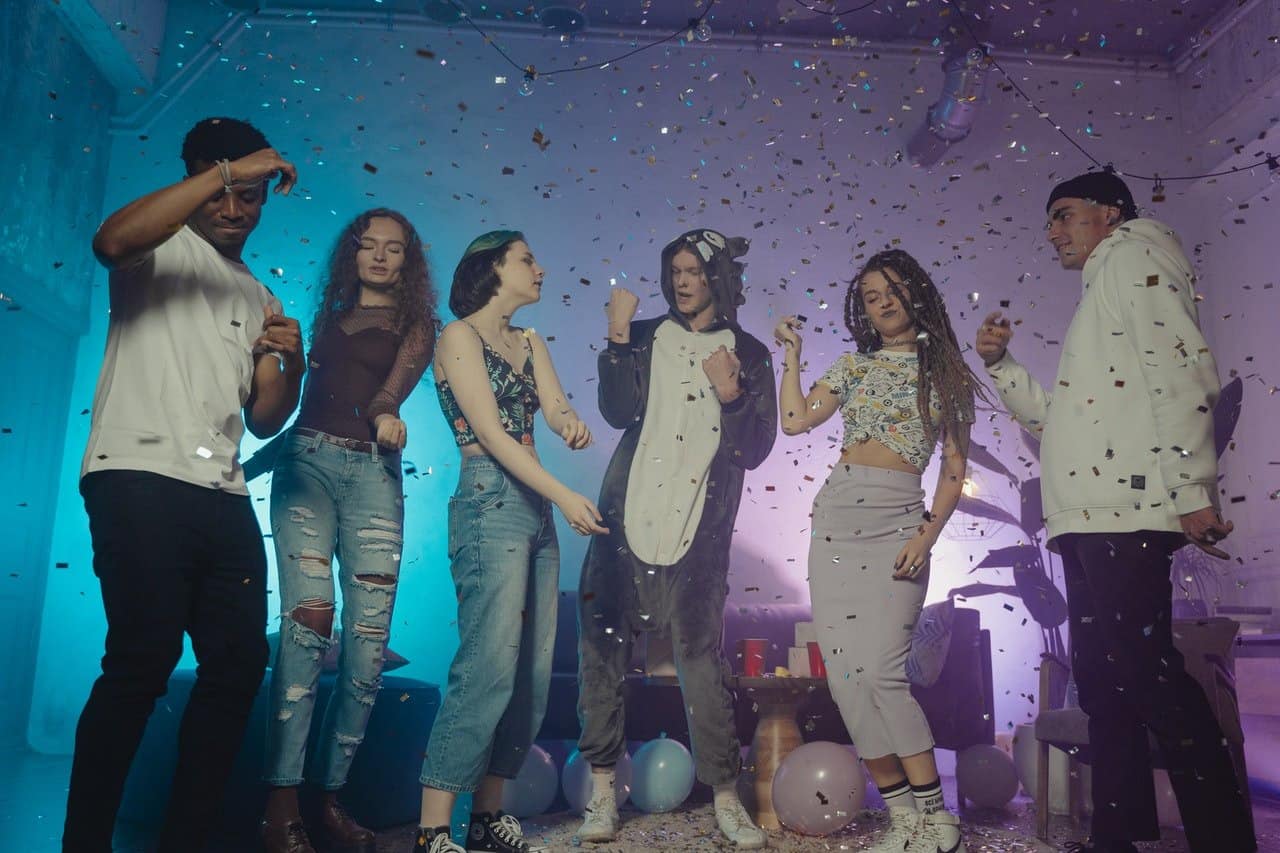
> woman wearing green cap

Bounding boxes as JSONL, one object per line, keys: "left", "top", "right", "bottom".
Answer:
{"left": 413, "top": 230, "right": 606, "bottom": 853}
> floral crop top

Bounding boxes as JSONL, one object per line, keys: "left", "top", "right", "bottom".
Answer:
{"left": 436, "top": 330, "right": 539, "bottom": 448}
{"left": 817, "top": 349, "right": 942, "bottom": 471}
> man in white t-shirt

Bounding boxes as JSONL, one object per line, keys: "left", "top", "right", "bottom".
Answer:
{"left": 64, "top": 117, "right": 304, "bottom": 853}
{"left": 976, "top": 171, "right": 1255, "bottom": 853}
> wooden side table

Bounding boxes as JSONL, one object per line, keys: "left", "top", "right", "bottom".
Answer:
{"left": 735, "top": 676, "right": 830, "bottom": 829}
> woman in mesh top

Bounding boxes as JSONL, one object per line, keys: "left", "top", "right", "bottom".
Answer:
{"left": 775, "top": 249, "right": 989, "bottom": 853}
{"left": 412, "top": 230, "right": 606, "bottom": 853}
{"left": 260, "top": 208, "right": 437, "bottom": 853}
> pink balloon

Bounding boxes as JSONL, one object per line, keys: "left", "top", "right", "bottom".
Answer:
{"left": 771, "top": 742, "right": 865, "bottom": 836}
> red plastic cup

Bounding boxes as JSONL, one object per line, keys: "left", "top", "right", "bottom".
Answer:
{"left": 807, "top": 641, "right": 827, "bottom": 679}
{"left": 738, "top": 638, "right": 767, "bottom": 677}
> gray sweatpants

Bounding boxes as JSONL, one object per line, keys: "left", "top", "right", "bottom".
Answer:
{"left": 577, "top": 541, "right": 741, "bottom": 787}
{"left": 808, "top": 463, "right": 935, "bottom": 761}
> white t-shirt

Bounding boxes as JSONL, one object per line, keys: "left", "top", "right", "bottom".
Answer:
{"left": 81, "top": 226, "right": 279, "bottom": 495}
{"left": 623, "top": 319, "right": 735, "bottom": 566}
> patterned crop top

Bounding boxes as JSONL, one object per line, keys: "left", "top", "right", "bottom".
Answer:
{"left": 436, "top": 328, "right": 540, "bottom": 448}
{"left": 817, "top": 349, "right": 943, "bottom": 471}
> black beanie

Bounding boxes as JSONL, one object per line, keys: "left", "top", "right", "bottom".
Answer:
{"left": 1046, "top": 171, "right": 1138, "bottom": 221}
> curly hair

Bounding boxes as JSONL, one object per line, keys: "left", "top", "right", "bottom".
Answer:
{"left": 181, "top": 117, "right": 270, "bottom": 175}
{"left": 844, "top": 249, "right": 993, "bottom": 453}
{"left": 311, "top": 208, "right": 438, "bottom": 342}
{"left": 449, "top": 231, "right": 526, "bottom": 318}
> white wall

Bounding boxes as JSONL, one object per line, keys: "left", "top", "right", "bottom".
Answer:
{"left": 1171, "top": 182, "right": 1280, "bottom": 621}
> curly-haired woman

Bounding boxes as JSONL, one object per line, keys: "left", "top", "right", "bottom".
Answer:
{"left": 261, "top": 208, "right": 438, "bottom": 853}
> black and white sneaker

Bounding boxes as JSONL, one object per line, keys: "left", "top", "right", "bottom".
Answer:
{"left": 466, "top": 811, "right": 546, "bottom": 853}
{"left": 905, "top": 810, "right": 964, "bottom": 853}
{"left": 409, "top": 826, "right": 466, "bottom": 853}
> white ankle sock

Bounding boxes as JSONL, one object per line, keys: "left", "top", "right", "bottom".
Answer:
{"left": 590, "top": 767, "right": 616, "bottom": 801}
{"left": 713, "top": 782, "right": 740, "bottom": 811}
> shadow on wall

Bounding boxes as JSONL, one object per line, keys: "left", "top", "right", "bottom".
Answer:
{"left": 726, "top": 539, "right": 809, "bottom": 606}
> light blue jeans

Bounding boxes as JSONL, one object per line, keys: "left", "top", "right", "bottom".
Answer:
{"left": 263, "top": 429, "right": 404, "bottom": 789}
{"left": 419, "top": 456, "right": 560, "bottom": 792}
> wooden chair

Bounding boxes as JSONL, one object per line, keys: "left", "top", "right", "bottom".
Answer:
{"left": 1032, "top": 617, "right": 1248, "bottom": 840}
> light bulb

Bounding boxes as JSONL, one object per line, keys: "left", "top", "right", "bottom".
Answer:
{"left": 1151, "top": 178, "right": 1166, "bottom": 203}
{"left": 694, "top": 20, "right": 712, "bottom": 42}
{"left": 518, "top": 75, "right": 535, "bottom": 96}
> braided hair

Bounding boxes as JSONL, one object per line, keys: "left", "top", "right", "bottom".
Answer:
{"left": 843, "top": 249, "right": 992, "bottom": 453}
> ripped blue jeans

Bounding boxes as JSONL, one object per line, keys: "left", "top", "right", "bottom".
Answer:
{"left": 263, "top": 429, "right": 404, "bottom": 789}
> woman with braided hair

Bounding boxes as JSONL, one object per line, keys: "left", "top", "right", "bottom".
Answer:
{"left": 775, "top": 249, "right": 990, "bottom": 853}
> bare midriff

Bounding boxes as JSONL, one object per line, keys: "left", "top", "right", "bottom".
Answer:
{"left": 458, "top": 441, "right": 539, "bottom": 460}
{"left": 838, "top": 437, "right": 922, "bottom": 475}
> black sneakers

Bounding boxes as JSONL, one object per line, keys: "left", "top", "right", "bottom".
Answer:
{"left": 466, "top": 811, "right": 544, "bottom": 853}
{"left": 410, "top": 825, "right": 466, "bottom": 853}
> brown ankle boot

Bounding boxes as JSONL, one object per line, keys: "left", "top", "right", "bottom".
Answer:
{"left": 314, "top": 797, "right": 375, "bottom": 853}
{"left": 261, "top": 819, "right": 317, "bottom": 853}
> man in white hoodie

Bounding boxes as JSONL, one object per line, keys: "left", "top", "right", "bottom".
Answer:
{"left": 974, "top": 172, "right": 1255, "bottom": 853}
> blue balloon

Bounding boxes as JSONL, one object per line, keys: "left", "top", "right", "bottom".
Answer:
{"left": 501, "top": 744, "right": 559, "bottom": 818}
{"left": 629, "top": 738, "right": 695, "bottom": 814}
{"left": 561, "top": 748, "right": 632, "bottom": 814}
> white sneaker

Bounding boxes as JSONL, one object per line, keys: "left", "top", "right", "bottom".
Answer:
{"left": 867, "top": 806, "right": 922, "bottom": 852}
{"left": 575, "top": 792, "right": 619, "bottom": 844}
{"left": 905, "top": 810, "right": 964, "bottom": 853}
{"left": 713, "top": 793, "right": 768, "bottom": 849}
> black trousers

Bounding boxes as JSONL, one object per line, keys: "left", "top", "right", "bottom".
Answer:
{"left": 63, "top": 471, "right": 269, "bottom": 853}
{"left": 1058, "top": 531, "right": 1255, "bottom": 853}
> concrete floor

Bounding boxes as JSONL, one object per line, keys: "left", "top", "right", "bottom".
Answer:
{"left": 5, "top": 747, "right": 1278, "bottom": 852}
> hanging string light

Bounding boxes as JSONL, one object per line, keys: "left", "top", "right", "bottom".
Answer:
{"left": 441, "top": 0, "right": 719, "bottom": 95}
{"left": 517, "top": 66, "right": 537, "bottom": 96}
{"left": 437, "top": 0, "right": 1277, "bottom": 195}
{"left": 945, "top": 2, "right": 1275, "bottom": 188}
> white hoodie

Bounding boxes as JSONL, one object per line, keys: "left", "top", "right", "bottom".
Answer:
{"left": 986, "top": 218, "right": 1221, "bottom": 544}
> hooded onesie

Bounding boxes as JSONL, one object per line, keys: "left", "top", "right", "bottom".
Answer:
{"left": 575, "top": 229, "right": 778, "bottom": 785}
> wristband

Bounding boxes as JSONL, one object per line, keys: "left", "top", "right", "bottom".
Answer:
{"left": 216, "top": 159, "right": 234, "bottom": 193}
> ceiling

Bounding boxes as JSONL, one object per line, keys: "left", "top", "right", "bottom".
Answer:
{"left": 219, "top": 0, "right": 1242, "bottom": 64}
